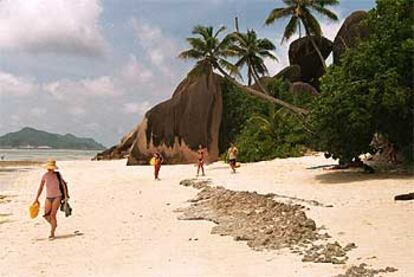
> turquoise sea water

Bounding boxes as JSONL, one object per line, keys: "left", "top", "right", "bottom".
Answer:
{"left": 0, "top": 149, "right": 100, "bottom": 161}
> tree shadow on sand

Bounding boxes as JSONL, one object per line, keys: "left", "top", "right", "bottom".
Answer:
{"left": 315, "top": 171, "right": 414, "bottom": 184}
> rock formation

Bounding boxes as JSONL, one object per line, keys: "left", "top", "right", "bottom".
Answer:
{"left": 273, "top": 65, "right": 302, "bottom": 83}
{"left": 289, "top": 82, "right": 319, "bottom": 97}
{"left": 96, "top": 68, "right": 223, "bottom": 165}
{"left": 333, "top": 11, "right": 369, "bottom": 64}
{"left": 288, "top": 36, "right": 333, "bottom": 88}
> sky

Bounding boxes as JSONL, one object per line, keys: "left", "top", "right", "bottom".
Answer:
{"left": 0, "top": 0, "right": 375, "bottom": 146}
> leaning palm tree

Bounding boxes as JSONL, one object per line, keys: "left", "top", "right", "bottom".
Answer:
{"left": 229, "top": 29, "right": 277, "bottom": 94}
{"left": 229, "top": 30, "right": 277, "bottom": 85}
{"left": 265, "top": 0, "right": 339, "bottom": 69}
{"left": 179, "top": 25, "right": 308, "bottom": 115}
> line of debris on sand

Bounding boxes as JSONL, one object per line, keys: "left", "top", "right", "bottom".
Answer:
{"left": 176, "top": 179, "right": 398, "bottom": 277}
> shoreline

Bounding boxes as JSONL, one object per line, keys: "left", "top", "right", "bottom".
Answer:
{"left": 0, "top": 155, "right": 413, "bottom": 276}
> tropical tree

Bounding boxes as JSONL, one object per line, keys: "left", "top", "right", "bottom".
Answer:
{"left": 265, "top": 0, "right": 339, "bottom": 69}
{"left": 178, "top": 25, "right": 239, "bottom": 78}
{"left": 229, "top": 29, "right": 277, "bottom": 87}
{"left": 310, "top": 0, "right": 413, "bottom": 163}
{"left": 179, "top": 25, "right": 308, "bottom": 115}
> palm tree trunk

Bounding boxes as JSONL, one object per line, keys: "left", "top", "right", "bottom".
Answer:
{"left": 302, "top": 21, "right": 327, "bottom": 70}
{"left": 249, "top": 65, "right": 271, "bottom": 95}
{"left": 247, "top": 67, "right": 252, "bottom": 86}
{"left": 216, "top": 66, "right": 309, "bottom": 115}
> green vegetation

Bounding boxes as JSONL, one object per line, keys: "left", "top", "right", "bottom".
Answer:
{"left": 0, "top": 127, "right": 105, "bottom": 150}
{"left": 182, "top": 0, "right": 413, "bottom": 164}
{"left": 220, "top": 78, "right": 313, "bottom": 162}
{"left": 310, "top": 0, "right": 413, "bottom": 163}
{"left": 178, "top": 25, "right": 308, "bottom": 115}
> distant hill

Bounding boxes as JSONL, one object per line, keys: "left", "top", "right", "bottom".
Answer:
{"left": 0, "top": 127, "right": 105, "bottom": 150}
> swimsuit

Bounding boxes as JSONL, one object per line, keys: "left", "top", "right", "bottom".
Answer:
{"left": 46, "top": 196, "right": 61, "bottom": 203}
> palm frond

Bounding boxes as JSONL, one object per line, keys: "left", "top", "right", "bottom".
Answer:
{"left": 257, "top": 38, "right": 276, "bottom": 51}
{"left": 282, "top": 15, "right": 299, "bottom": 42}
{"left": 258, "top": 50, "right": 278, "bottom": 61}
{"left": 265, "top": 7, "right": 294, "bottom": 25}
{"left": 314, "top": 0, "right": 340, "bottom": 6}
{"left": 218, "top": 59, "right": 242, "bottom": 80}
{"left": 178, "top": 49, "right": 204, "bottom": 60}
{"left": 310, "top": 5, "right": 338, "bottom": 20}
{"left": 214, "top": 25, "right": 226, "bottom": 38}
{"left": 192, "top": 25, "right": 213, "bottom": 41}
{"left": 186, "top": 37, "right": 207, "bottom": 52}
{"left": 302, "top": 8, "right": 322, "bottom": 36}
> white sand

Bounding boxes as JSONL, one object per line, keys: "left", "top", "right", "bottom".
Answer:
{"left": 0, "top": 155, "right": 413, "bottom": 277}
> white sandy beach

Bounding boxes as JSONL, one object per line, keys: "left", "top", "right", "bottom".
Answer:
{"left": 0, "top": 155, "right": 413, "bottom": 277}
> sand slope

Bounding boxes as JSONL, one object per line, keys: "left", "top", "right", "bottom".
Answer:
{"left": 0, "top": 155, "right": 413, "bottom": 276}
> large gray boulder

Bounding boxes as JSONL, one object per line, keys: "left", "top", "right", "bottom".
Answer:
{"left": 333, "top": 11, "right": 369, "bottom": 64}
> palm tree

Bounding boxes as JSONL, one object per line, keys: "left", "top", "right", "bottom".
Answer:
{"left": 229, "top": 29, "right": 277, "bottom": 90}
{"left": 265, "top": 0, "right": 339, "bottom": 69}
{"left": 179, "top": 25, "right": 308, "bottom": 115}
{"left": 178, "top": 25, "right": 239, "bottom": 78}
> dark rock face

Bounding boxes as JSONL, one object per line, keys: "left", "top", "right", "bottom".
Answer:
{"left": 273, "top": 65, "right": 302, "bottom": 83}
{"left": 289, "top": 82, "right": 319, "bottom": 97}
{"left": 288, "top": 36, "right": 333, "bottom": 87}
{"left": 98, "top": 68, "right": 224, "bottom": 165}
{"left": 333, "top": 11, "right": 369, "bottom": 64}
{"left": 94, "top": 128, "right": 138, "bottom": 160}
{"left": 249, "top": 65, "right": 301, "bottom": 92}
{"left": 249, "top": 76, "right": 272, "bottom": 91}
{"left": 131, "top": 69, "right": 222, "bottom": 165}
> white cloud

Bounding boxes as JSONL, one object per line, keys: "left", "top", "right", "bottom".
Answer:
{"left": 130, "top": 18, "right": 179, "bottom": 76}
{"left": 30, "top": 107, "right": 47, "bottom": 117}
{"left": 123, "top": 101, "right": 151, "bottom": 115}
{"left": 0, "top": 0, "right": 107, "bottom": 56}
{"left": 119, "top": 54, "right": 154, "bottom": 85}
{"left": 0, "top": 71, "right": 38, "bottom": 96}
{"left": 43, "top": 76, "right": 119, "bottom": 99}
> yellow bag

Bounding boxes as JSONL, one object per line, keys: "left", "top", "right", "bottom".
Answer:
{"left": 149, "top": 157, "right": 155, "bottom": 166}
{"left": 29, "top": 202, "right": 40, "bottom": 219}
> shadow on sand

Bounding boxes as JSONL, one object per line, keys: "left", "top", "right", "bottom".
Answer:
{"left": 315, "top": 171, "right": 414, "bottom": 184}
{"left": 34, "top": 232, "right": 84, "bottom": 241}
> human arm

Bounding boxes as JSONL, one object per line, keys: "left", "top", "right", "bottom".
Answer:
{"left": 33, "top": 177, "right": 45, "bottom": 204}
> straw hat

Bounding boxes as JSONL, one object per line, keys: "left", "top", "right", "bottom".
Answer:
{"left": 43, "top": 159, "right": 58, "bottom": 170}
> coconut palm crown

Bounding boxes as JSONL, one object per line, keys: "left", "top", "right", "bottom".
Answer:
{"left": 265, "top": 0, "right": 339, "bottom": 68}
{"left": 178, "top": 25, "right": 239, "bottom": 78}
{"left": 229, "top": 30, "right": 278, "bottom": 86}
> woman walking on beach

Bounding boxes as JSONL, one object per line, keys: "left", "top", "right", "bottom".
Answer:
{"left": 227, "top": 143, "right": 238, "bottom": 174}
{"left": 153, "top": 152, "right": 163, "bottom": 180}
{"left": 33, "top": 159, "right": 68, "bottom": 239}
{"left": 196, "top": 144, "right": 206, "bottom": 177}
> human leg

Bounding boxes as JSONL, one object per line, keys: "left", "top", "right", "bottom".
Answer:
{"left": 49, "top": 197, "right": 61, "bottom": 238}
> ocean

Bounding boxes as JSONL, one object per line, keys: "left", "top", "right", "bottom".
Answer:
{"left": 0, "top": 149, "right": 101, "bottom": 191}
{"left": 0, "top": 149, "right": 101, "bottom": 161}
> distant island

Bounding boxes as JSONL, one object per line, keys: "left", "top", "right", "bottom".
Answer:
{"left": 0, "top": 127, "right": 105, "bottom": 150}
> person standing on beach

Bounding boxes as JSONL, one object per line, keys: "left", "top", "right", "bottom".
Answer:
{"left": 153, "top": 152, "right": 163, "bottom": 180}
{"left": 33, "top": 159, "right": 68, "bottom": 239}
{"left": 227, "top": 143, "right": 238, "bottom": 174}
{"left": 196, "top": 144, "right": 206, "bottom": 177}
